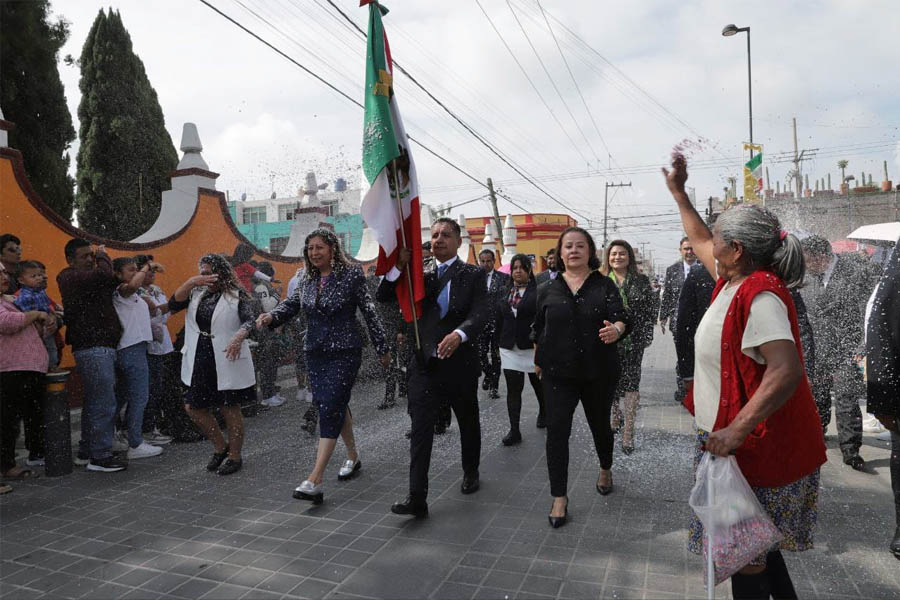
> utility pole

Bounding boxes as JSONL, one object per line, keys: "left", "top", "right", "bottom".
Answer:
{"left": 791, "top": 118, "right": 819, "bottom": 199}
{"left": 486, "top": 178, "right": 504, "bottom": 255}
{"left": 603, "top": 181, "right": 632, "bottom": 247}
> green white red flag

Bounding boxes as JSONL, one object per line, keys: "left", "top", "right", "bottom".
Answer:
{"left": 359, "top": 0, "right": 424, "bottom": 322}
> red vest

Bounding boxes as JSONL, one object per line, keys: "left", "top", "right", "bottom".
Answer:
{"left": 684, "top": 269, "right": 826, "bottom": 487}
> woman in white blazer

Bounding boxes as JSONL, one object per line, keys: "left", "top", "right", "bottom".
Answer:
{"left": 169, "top": 254, "right": 260, "bottom": 475}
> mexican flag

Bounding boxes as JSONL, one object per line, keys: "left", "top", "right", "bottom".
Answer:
{"left": 359, "top": 0, "right": 424, "bottom": 323}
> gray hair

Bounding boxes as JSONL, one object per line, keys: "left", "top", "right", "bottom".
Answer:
{"left": 714, "top": 204, "right": 805, "bottom": 288}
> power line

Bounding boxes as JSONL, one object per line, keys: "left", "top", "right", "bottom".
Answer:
{"left": 505, "top": 0, "right": 599, "bottom": 163}
{"left": 534, "top": 0, "right": 614, "bottom": 163}
{"left": 471, "top": 0, "right": 591, "bottom": 166}
{"left": 321, "top": 0, "right": 597, "bottom": 222}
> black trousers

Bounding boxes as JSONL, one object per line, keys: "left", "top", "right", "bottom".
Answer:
{"left": 543, "top": 374, "right": 616, "bottom": 498}
{"left": 0, "top": 371, "right": 44, "bottom": 471}
{"left": 477, "top": 324, "right": 501, "bottom": 389}
{"left": 892, "top": 427, "right": 900, "bottom": 525}
{"left": 813, "top": 359, "right": 863, "bottom": 459}
{"left": 503, "top": 369, "right": 544, "bottom": 430}
{"left": 407, "top": 358, "right": 481, "bottom": 498}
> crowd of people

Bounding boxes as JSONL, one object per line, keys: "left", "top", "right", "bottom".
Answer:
{"left": 1, "top": 153, "right": 898, "bottom": 598}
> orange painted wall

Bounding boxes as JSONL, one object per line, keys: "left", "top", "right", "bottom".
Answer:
{"left": 0, "top": 147, "right": 370, "bottom": 378}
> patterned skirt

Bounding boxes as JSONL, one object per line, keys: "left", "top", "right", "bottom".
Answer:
{"left": 688, "top": 430, "right": 820, "bottom": 567}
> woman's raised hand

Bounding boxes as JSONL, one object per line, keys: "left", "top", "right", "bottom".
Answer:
{"left": 256, "top": 313, "right": 274, "bottom": 329}
{"left": 661, "top": 152, "right": 688, "bottom": 194}
{"left": 189, "top": 274, "right": 218, "bottom": 288}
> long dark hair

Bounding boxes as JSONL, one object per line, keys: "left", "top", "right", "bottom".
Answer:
{"left": 199, "top": 253, "right": 246, "bottom": 299}
{"left": 303, "top": 228, "right": 351, "bottom": 279}
{"left": 232, "top": 243, "right": 254, "bottom": 266}
{"left": 554, "top": 227, "right": 601, "bottom": 273}
{"left": 509, "top": 253, "right": 535, "bottom": 282}
{"left": 602, "top": 239, "right": 638, "bottom": 278}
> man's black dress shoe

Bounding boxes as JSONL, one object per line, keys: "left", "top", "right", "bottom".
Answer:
{"left": 481, "top": 378, "right": 490, "bottom": 391}
{"left": 536, "top": 413, "right": 546, "bottom": 429}
{"left": 461, "top": 472, "right": 480, "bottom": 494}
{"left": 391, "top": 495, "right": 428, "bottom": 518}
{"left": 843, "top": 454, "right": 866, "bottom": 471}
{"left": 502, "top": 429, "right": 522, "bottom": 446}
{"left": 890, "top": 525, "right": 900, "bottom": 559}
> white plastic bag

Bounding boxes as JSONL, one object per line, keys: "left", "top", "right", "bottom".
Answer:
{"left": 688, "top": 452, "right": 783, "bottom": 587}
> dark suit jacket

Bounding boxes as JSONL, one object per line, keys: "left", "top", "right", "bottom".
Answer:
{"left": 535, "top": 270, "right": 556, "bottom": 287}
{"left": 674, "top": 263, "right": 715, "bottom": 379}
{"left": 866, "top": 239, "right": 900, "bottom": 416}
{"left": 805, "top": 253, "right": 882, "bottom": 368}
{"left": 496, "top": 280, "right": 537, "bottom": 351}
{"left": 377, "top": 258, "right": 489, "bottom": 369}
{"left": 269, "top": 265, "right": 388, "bottom": 355}
{"left": 659, "top": 261, "right": 689, "bottom": 325}
{"left": 483, "top": 270, "right": 510, "bottom": 334}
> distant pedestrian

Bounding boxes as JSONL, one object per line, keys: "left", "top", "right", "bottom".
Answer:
{"left": 476, "top": 249, "right": 508, "bottom": 400}
{"left": 602, "top": 240, "right": 656, "bottom": 454}
{"left": 659, "top": 236, "right": 697, "bottom": 402}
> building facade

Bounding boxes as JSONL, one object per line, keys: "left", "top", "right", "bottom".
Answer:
{"left": 465, "top": 213, "right": 577, "bottom": 271}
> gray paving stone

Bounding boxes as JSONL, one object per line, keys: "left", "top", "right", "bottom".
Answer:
{"left": 256, "top": 571, "right": 306, "bottom": 594}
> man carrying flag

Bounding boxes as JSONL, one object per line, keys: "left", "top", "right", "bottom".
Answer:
{"left": 364, "top": 1, "right": 489, "bottom": 518}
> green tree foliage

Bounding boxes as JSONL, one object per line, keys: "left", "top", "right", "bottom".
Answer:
{"left": 75, "top": 9, "right": 177, "bottom": 240}
{"left": 0, "top": 0, "right": 77, "bottom": 221}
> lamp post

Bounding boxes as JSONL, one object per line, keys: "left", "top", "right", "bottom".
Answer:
{"left": 722, "top": 24, "right": 753, "bottom": 153}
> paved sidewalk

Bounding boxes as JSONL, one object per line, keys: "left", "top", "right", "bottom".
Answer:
{"left": 1, "top": 337, "right": 897, "bottom": 599}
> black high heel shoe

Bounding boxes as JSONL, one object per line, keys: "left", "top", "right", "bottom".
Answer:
{"left": 548, "top": 497, "right": 568, "bottom": 528}
{"left": 596, "top": 470, "right": 613, "bottom": 495}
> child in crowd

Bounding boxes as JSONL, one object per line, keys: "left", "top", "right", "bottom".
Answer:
{"left": 112, "top": 257, "right": 163, "bottom": 459}
{"left": 14, "top": 261, "right": 63, "bottom": 371}
{"left": 134, "top": 255, "right": 174, "bottom": 446}
{"left": 252, "top": 261, "right": 284, "bottom": 407}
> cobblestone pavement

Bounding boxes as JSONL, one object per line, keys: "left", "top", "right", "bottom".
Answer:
{"left": 1, "top": 336, "right": 897, "bottom": 599}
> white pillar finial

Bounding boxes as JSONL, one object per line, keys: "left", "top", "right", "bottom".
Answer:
{"left": 177, "top": 123, "right": 209, "bottom": 170}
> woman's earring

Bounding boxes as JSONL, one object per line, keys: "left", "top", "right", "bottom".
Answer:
{"left": 330, "top": 257, "right": 336, "bottom": 269}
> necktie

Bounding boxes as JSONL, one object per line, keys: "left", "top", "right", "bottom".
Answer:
{"left": 437, "top": 263, "right": 450, "bottom": 318}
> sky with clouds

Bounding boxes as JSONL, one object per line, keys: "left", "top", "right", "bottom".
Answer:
{"left": 51, "top": 0, "right": 900, "bottom": 265}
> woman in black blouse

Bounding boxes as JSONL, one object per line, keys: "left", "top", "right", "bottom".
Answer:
{"left": 532, "top": 227, "right": 630, "bottom": 527}
{"left": 169, "top": 254, "right": 260, "bottom": 476}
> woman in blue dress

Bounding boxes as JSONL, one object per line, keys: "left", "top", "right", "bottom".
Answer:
{"left": 258, "top": 229, "right": 389, "bottom": 503}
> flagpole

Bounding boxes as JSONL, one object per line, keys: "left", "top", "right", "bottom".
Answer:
{"left": 390, "top": 158, "right": 422, "bottom": 354}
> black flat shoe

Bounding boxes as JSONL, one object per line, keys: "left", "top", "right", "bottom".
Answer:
{"left": 216, "top": 458, "right": 242, "bottom": 476}
{"left": 890, "top": 525, "right": 900, "bottom": 559}
{"left": 461, "top": 472, "right": 480, "bottom": 495}
{"left": 596, "top": 470, "right": 613, "bottom": 495}
{"left": 548, "top": 498, "right": 568, "bottom": 528}
{"left": 391, "top": 495, "right": 428, "bottom": 518}
{"left": 206, "top": 445, "right": 229, "bottom": 472}
{"left": 502, "top": 430, "right": 522, "bottom": 446}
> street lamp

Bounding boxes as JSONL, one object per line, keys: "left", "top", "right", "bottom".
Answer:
{"left": 722, "top": 24, "right": 753, "bottom": 149}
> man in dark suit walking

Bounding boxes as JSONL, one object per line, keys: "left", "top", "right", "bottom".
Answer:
{"left": 658, "top": 237, "right": 697, "bottom": 401}
{"left": 674, "top": 262, "right": 715, "bottom": 393}
{"left": 801, "top": 235, "right": 881, "bottom": 471}
{"left": 865, "top": 234, "right": 900, "bottom": 558}
{"left": 535, "top": 248, "right": 557, "bottom": 286}
{"left": 377, "top": 218, "right": 489, "bottom": 517}
{"left": 476, "top": 249, "right": 509, "bottom": 400}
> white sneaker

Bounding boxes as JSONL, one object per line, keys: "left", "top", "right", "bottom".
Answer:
{"left": 112, "top": 431, "right": 129, "bottom": 452}
{"left": 261, "top": 395, "right": 285, "bottom": 407}
{"left": 127, "top": 441, "right": 163, "bottom": 459}
{"left": 145, "top": 429, "right": 173, "bottom": 446}
{"left": 862, "top": 415, "right": 886, "bottom": 433}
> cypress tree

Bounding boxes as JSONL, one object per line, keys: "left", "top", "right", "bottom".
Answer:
{"left": 75, "top": 9, "right": 177, "bottom": 240}
{"left": 0, "top": 0, "right": 77, "bottom": 221}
